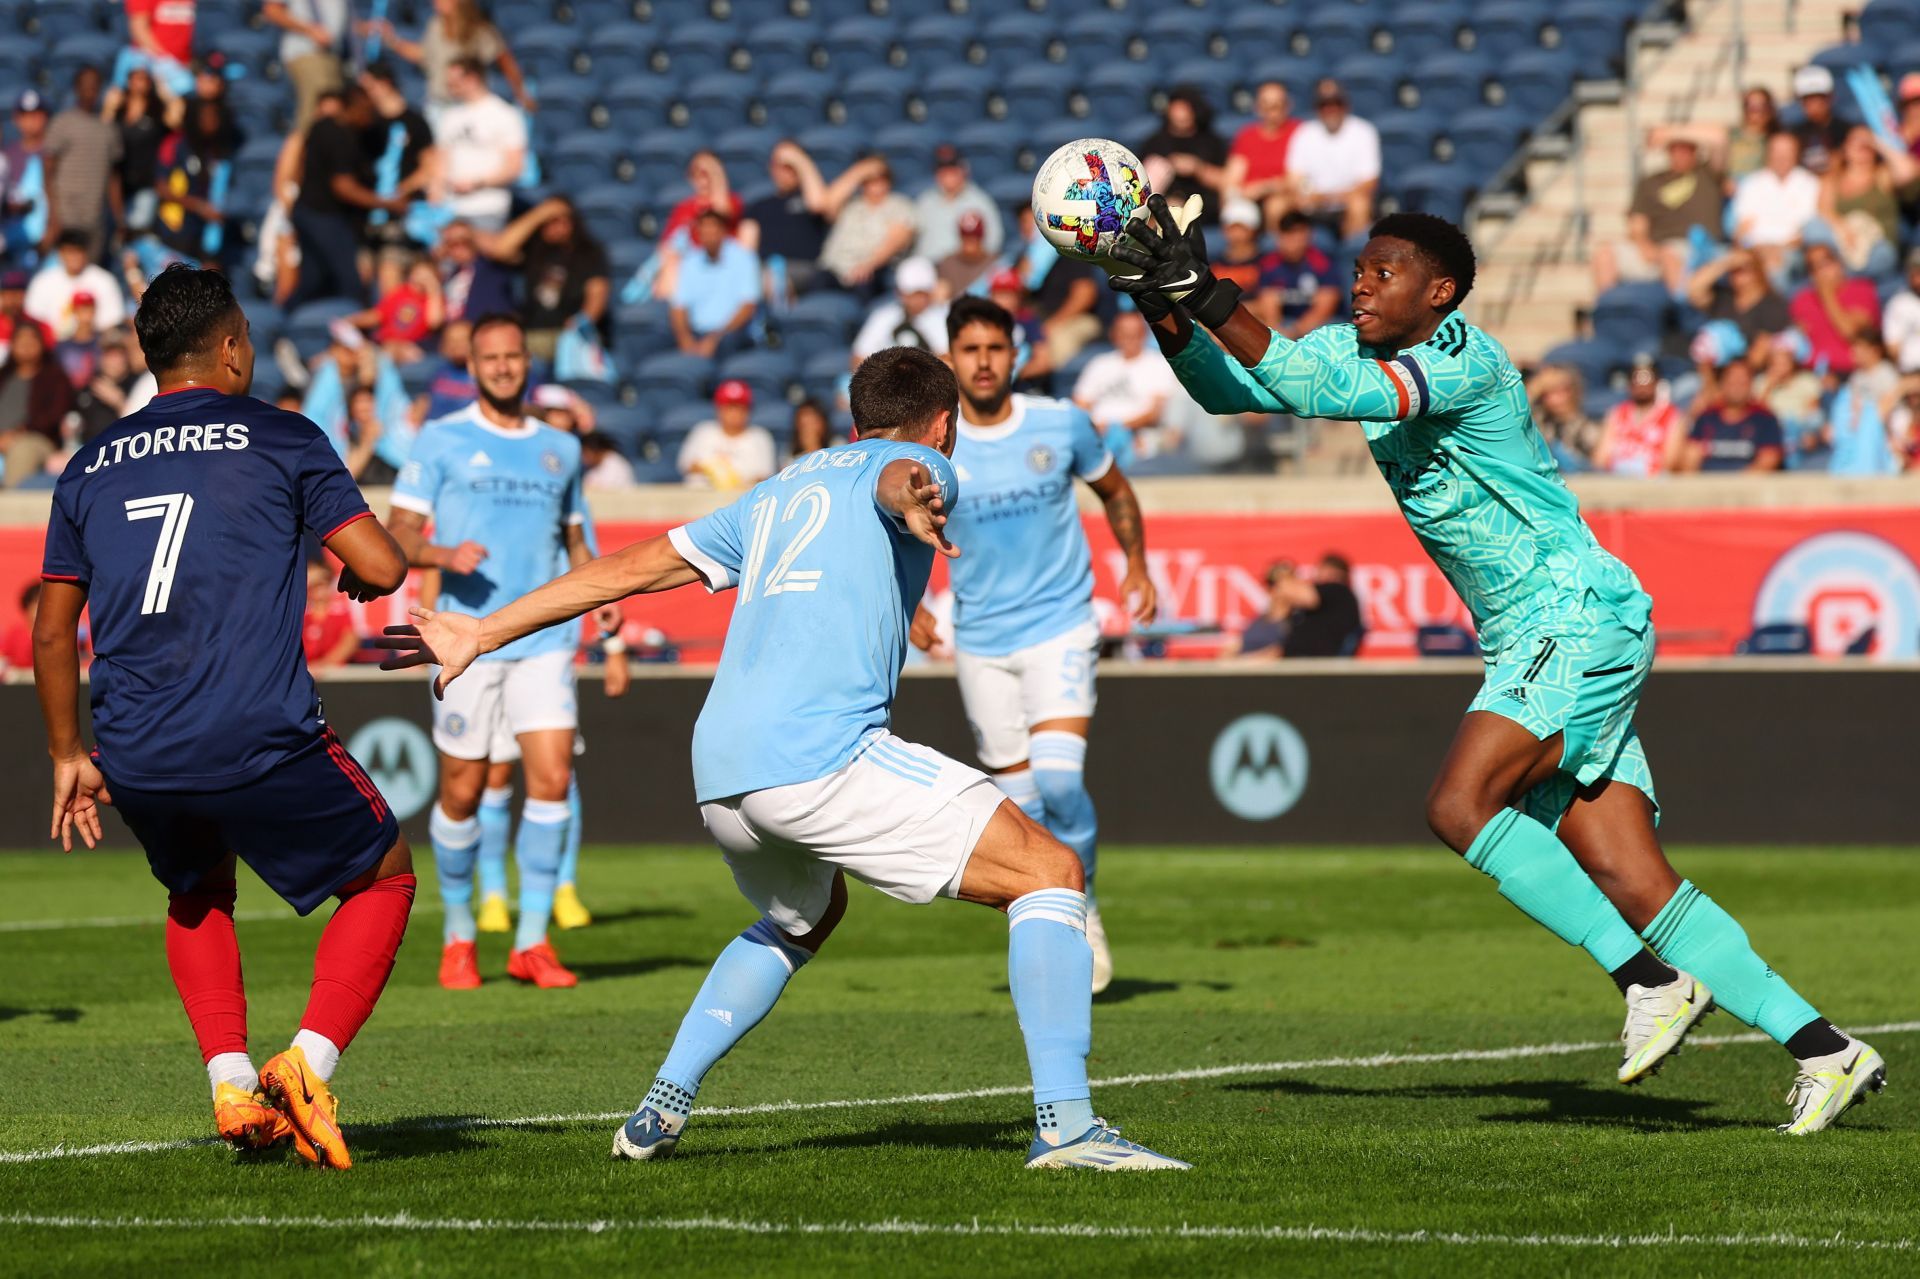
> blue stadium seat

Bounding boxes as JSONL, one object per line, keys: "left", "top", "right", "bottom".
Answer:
{"left": 634, "top": 353, "right": 715, "bottom": 402}
{"left": 874, "top": 122, "right": 936, "bottom": 190}
{"left": 30, "top": 5, "right": 100, "bottom": 41}
{"left": 1374, "top": 111, "right": 1439, "bottom": 172}
{"left": 514, "top": 24, "right": 585, "bottom": 83}
{"left": 1388, "top": 4, "right": 1465, "bottom": 60}
{"left": 1591, "top": 282, "right": 1672, "bottom": 350}
{"left": 538, "top": 80, "right": 600, "bottom": 132}
{"left": 778, "top": 290, "right": 865, "bottom": 362}
{"left": 47, "top": 31, "right": 119, "bottom": 82}
{"left": 576, "top": 182, "right": 643, "bottom": 245}
{"left": 955, "top": 118, "right": 1025, "bottom": 175}
{"left": 1299, "top": 8, "right": 1375, "bottom": 65}
{"left": 592, "top": 25, "right": 660, "bottom": 75}
{"left": 1444, "top": 105, "right": 1530, "bottom": 176}
{"left": 837, "top": 66, "right": 915, "bottom": 131}
{"left": 1470, "top": 1, "right": 1550, "bottom": 58}
{"left": 1393, "top": 164, "right": 1473, "bottom": 224}
{"left": 1540, "top": 338, "right": 1626, "bottom": 390}
{"left": 715, "top": 125, "right": 782, "bottom": 176}
{"left": 662, "top": 20, "right": 737, "bottom": 80}
{"left": 613, "top": 302, "right": 673, "bottom": 370}
{"left": 901, "top": 13, "right": 979, "bottom": 66}
{"left": 742, "top": 18, "right": 822, "bottom": 77}
{"left": 1329, "top": 55, "right": 1398, "bottom": 119}
{"left": 1059, "top": 10, "right": 1135, "bottom": 69}
{"left": 492, "top": 0, "right": 550, "bottom": 34}
{"left": 283, "top": 300, "right": 363, "bottom": 360}
{"left": 682, "top": 71, "right": 757, "bottom": 132}
{"left": 657, "top": 399, "right": 717, "bottom": 439}
{"left": 718, "top": 347, "right": 800, "bottom": 388}
{"left": 1889, "top": 39, "right": 1920, "bottom": 76}
{"left": 1556, "top": 0, "right": 1633, "bottom": 71}
{"left": 592, "top": 403, "right": 649, "bottom": 458}
{"left": 794, "top": 123, "right": 858, "bottom": 175}
{"left": 1139, "top": 8, "right": 1213, "bottom": 67}
{"left": 1003, "top": 60, "right": 1070, "bottom": 123}
{"left": 819, "top": 14, "right": 898, "bottom": 70}
{"left": 606, "top": 236, "right": 656, "bottom": 281}
{"left": 762, "top": 69, "right": 836, "bottom": 128}
{"left": 983, "top": 169, "right": 1035, "bottom": 214}
{"left": 923, "top": 63, "right": 996, "bottom": 129}
{"left": 1081, "top": 60, "right": 1153, "bottom": 120}
{"left": 979, "top": 11, "right": 1057, "bottom": 65}
{"left": 1220, "top": 6, "right": 1300, "bottom": 66}
{"left": 1410, "top": 51, "right": 1491, "bottom": 115}
{"left": 550, "top": 133, "right": 629, "bottom": 191}
{"left": 629, "top": 129, "right": 699, "bottom": 191}
{"left": 1498, "top": 50, "right": 1577, "bottom": 117}
{"left": 604, "top": 76, "right": 677, "bottom": 134}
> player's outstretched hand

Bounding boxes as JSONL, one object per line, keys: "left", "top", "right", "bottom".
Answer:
{"left": 375, "top": 607, "right": 484, "bottom": 698}
{"left": 1109, "top": 194, "right": 1241, "bottom": 329}
{"left": 899, "top": 464, "right": 959, "bottom": 560}
{"left": 50, "top": 752, "right": 111, "bottom": 853}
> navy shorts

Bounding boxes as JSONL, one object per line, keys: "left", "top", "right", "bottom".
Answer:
{"left": 107, "top": 728, "right": 400, "bottom": 916}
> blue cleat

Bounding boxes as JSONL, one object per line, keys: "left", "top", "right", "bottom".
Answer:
{"left": 1025, "top": 1120, "right": 1191, "bottom": 1171}
{"left": 611, "top": 1106, "right": 683, "bottom": 1161}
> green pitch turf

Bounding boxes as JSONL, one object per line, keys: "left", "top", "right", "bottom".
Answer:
{"left": 1, "top": 845, "right": 1915, "bottom": 1277}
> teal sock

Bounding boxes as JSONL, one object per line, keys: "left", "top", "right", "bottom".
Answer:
{"left": 1463, "top": 809, "right": 1646, "bottom": 972}
{"left": 477, "top": 785, "right": 513, "bottom": 902}
{"left": 559, "top": 775, "right": 582, "bottom": 888}
{"left": 429, "top": 804, "right": 479, "bottom": 944}
{"left": 655, "top": 919, "right": 810, "bottom": 1105}
{"left": 1641, "top": 880, "right": 1822, "bottom": 1045}
{"left": 512, "top": 798, "right": 568, "bottom": 951}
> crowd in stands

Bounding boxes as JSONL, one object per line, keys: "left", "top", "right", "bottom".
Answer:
{"left": 1552, "top": 63, "right": 1920, "bottom": 475}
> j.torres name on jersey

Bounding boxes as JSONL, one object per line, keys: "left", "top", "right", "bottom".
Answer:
{"left": 82, "top": 422, "right": 253, "bottom": 474}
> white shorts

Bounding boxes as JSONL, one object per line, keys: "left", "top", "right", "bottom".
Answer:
{"left": 489, "top": 720, "right": 587, "bottom": 763}
{"left": 432, "top": 649, "right": 579, "bottom": 760}
{"left": 700, "top": 733, "right": 1008, "bottom": 934}
{"left": 953, "top": 619, "right": 1100, "bottom": 770}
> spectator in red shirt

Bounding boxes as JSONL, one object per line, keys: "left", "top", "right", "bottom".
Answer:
{"left": 118, "top": 0, "right": 197, "bottom": 96}
{"left": 1225, "top": 80, "right": 1299, "bottom": 227}
{"left": 0, "top": 581, "right": 39, "bottom": 672}
{"left": 348, "top": 256, "right": 443, "bottom": 364}
{"left": 302, "top": 559, "right": 359, "bottom": 669}
{"left": 662, "top": 151, "right": 743, "bottom": 243}
{"left": 1594, "top": 354, "right": 1686, "bottom": 476}
{"left": 0, "top": 270, "right": 55, "bottom": 363}
{"left": 1789, "top": 241, "right": 1881, "bottom": 374}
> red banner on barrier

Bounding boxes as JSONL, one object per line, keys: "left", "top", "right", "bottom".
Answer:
{"left": 3, "top": 506, "right": 1917, "bottom": 662}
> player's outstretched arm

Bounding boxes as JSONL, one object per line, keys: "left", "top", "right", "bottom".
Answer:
{"left": 378, "top": 534, "right": 703, "bottom": 694}
{"left": 877, "top": 459, "right": 959, "bottom": 559}
{"left": 31, "top": 580, "right": 110, "bottom": 851}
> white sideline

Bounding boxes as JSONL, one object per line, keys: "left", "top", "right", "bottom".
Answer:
{"left": 0, "top": 1210, "right": 1913, "bottom": 1253}
{"left": 3, "top": 1020, "right": 1915, "bottom": 1167}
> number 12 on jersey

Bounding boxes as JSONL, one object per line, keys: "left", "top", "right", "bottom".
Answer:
{"left": 737, "top": 484, "right": 828, "bottom": 605}
{"left": 125, "top": 492, "right": 195, "bottom": 615}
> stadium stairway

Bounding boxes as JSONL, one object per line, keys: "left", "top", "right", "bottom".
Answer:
{"left": 1471, "top": 0, "right": 1852, "bottom": 364}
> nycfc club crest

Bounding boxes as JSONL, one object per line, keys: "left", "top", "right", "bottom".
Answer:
{"left": 542, "top": 450, "right": 564, "bottom": 474}
{"left": 1027, "top": 445, "right": 1056, "bottom": 474}
{"left": 1209, "top": 714, "right": 1310, "bottom": 822}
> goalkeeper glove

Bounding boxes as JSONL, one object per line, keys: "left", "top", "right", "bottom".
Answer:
{"left": 1108, "top": 193, "right": 1243, "bottom": 330}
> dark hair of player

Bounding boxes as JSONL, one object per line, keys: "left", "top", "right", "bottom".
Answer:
{"left": 469, "top": 311, "right": 526, "bottom": 346}
{"left": 133, "top": 263, "right": 243, "bottom": 376}
{"left": 946, "top": 295, "right": 1015, "bottom": 345}
{"left": 849, "top": 346, "right": 959, "bottom": 440}
{"left": 1368, "top": 212, "right": 1476, "bottom": 311}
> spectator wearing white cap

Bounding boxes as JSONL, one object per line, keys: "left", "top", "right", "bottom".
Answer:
{"left": 850, "top": 257, "right": 949, "bottom": 367}
{"left": 913, "top": 145, "right": 1002, "bottom": 264}
{"left": 678, "top": 379, "right": 777, "bottom": 491}
{"left": 1791, "top": 64, "right": 1847, "bottom": 176}
{"left": 1213, "top": 197, "right": 1267, "bottom": 294}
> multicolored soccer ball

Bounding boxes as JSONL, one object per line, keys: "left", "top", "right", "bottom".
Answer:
{"left": 1031, "top": 138, "right": 1151, "bottom": 273}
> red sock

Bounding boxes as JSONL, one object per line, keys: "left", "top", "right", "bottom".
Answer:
{"left": 165, "top": 880, "right": 248, "bottom": 1063}
{"left": 300, "top": 873, "right": 416, "bottom": 1052}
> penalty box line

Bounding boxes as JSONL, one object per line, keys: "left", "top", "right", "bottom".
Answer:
{"left": 0, "top": 1210, "right": 1915, "bottom": 1253}
{"left": 4, "top": 1020, "right": 1916, "bottom": 1167}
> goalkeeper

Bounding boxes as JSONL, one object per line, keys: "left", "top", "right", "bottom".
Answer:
{"left": 1106, "top": 195, "right": 1883, "bottom": 1135}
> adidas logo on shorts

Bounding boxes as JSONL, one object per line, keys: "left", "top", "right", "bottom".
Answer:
{"left": 1502, "top": 687, "right": 1528, "bottom": 703}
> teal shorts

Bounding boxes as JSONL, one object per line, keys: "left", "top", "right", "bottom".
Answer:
{"left": 1467, "top": 619, "right": 1659, "bottom": 830}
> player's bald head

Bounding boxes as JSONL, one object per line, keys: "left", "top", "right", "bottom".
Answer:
{"left": 134, "top": 264, "right": 248, "bottom": 382}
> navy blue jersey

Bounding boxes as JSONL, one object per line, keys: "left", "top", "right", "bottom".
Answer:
{"left": 41, "top": 387, "right": 371, "bottom": 791}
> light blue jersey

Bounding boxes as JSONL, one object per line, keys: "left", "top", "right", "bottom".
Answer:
{"left": 393, "top": 404, "right": 585, "bottom": 662}
{"left": 945, "top": 395, "right": 1112, "bottom": 657}
{"left": 670, "top": 440, "right": 959, "bottom": 802}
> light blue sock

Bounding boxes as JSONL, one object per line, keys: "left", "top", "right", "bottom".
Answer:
{"left": 559, "top": 775, "right": 583, "bottom": 888}
{"left": 1641, "top": 880, "right": 1822, "bottom": 1045}
{"left": 430, "top": 804, "right": 480, "bottom": 944}
{"left": 991, "top": 767, "right": 1047, "bottom": 824}
{"left": 650, "top": 919, "right": 811, "bottom": 1117}
{"left": 1464, "top": 809, "right": 1647, "bottom": 972}
{"left": 477, "top": 784, "right": 513, "bottom": 902}
{"left": 1031, "top": 731, "right": 1097, "bottom": 897}
{"left": 1007, "top": 887, "right": 1096, "bottom": 1144}
{"left": 512, "top": 797, "right": 569, "bottom": 951}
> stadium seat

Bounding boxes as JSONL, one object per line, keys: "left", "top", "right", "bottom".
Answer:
{"left": 1591, "top": 282, "right": 1672, "bottom": 350}
{"left": 873, "top": 122, "right": 936, "bottom": 190}
{"left": 1139, "top": 8, "right": 1214, "bottom": 67}
{"left": 900, "top": 13, "right": 979, "bottom": 66}
{"left": 576, "top": 182, "right": 644, "bottom": 245}
{"left": 592, "top": 25, "right": 661, "bottom": 76}
{"left": 682, "top": 72, "right": 758, "bottom": 132}
{"left": 538, "top": 80, "right": 600, "bottom": 132}
{"left": 662, "top": 19, "right": 737, "bottom": 79}
{"left": 979, "top": 11, "right": 1057, "bottom": 66}
{"left": 514, "top": 24, "right": 585, "bottom": 83}
{"left": 1299, "top": 8, "right": 1375, "bottom": 64}
{"left": 1387, "top": 4, "right": 1465, "bottom": 60}
{"left": 1219, "top": 6, "right": 1300, "bottom": 66}
{"left": 1081, "top": 60, "right": 1153, "bottom": 121}
{"left": 592, "top": 403, "right": 649, "bottom": 459}
{"left": 1329, "top": 55, "right": 1398, "bottom": 119}
{"left": 741, "top": 17, "right": 822, "bottom": 77}
{"left": 1555, "top": 1, "right": 1633, "bottom": 71}
{"left": 819, "top": 14, "right": 898, "bottom": 70}
{"left": 1498, "top": 50, "right": 1578, "bottom": 117}
{"left": 283, "top": 300, "right": 363, "bottom": 360}
{"left": 714, "top": 125, "right": 782, "bottom": 177}
{"left": 837, "top": 66, "right": 916, "bottom": 131}
{"left": 634, "top": 353, "right": 715, "bottom": 402}
{"left": 29, "top": 4, "right": 100, "bottom": 41}
{"left": 800, "top": 349, "right": 848, "bottom": 404}
{"left": 1374, "top": 111, "right": 1440, "bottom": 172}
{"left": 1540, "top": 338, "right": 1626, "bottom": 390}
{"left": 549, "top": 132, "right": 629, "bottom": 191}
{"left": 955, "top": 118, "right": 1026, "bottom": 175}
{"left": 628, "top": 129, "right": 698, "bottom": 192}
{"left": 1470, "top": 1, "right": 1550, "bottom": 58}
{"left": 1443, "top": 106, "right": 1531, "bottom": 177}
{"left": 761, "top": 69, "right": 836, "bottom": 129}
{"left": 1393, "top": 164, "right": 1472, "bottom": 224}
{"left": 794, "top": 123, "right": 858, "bottom": 175}
{"left": 605, "top": 78, "right": 677, "bottom": 133}
{"left": 492, "top": 0, "right": 550, "bottom": 33}
{"left": 1410, "top": 51, "right": 1491, "bottom": 115}
{"left": 1003, "top": 61, "right": 1069, "bottom": 123}
{"left": 1059, "top": 10, "right": 1135, "bottom": 69}
{"left": 923, "top": 63, "right": 997, "bottom": 129}
{"left": 778, "top": 291, "right": 865, "bottom": 362}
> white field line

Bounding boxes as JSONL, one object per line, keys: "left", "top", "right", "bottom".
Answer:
{"left": 0, "top": 1211, "right": 1914, "bottom": 1253}
{"left": 0, "top": 905, "right": 445, "bottom": 933}
{"left": 4, "top": 1020, "right": 1915, "bottom": 1167}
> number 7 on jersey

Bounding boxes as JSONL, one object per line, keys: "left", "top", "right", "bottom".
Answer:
{"left": 124, "top": 492, "right": 195, "bottom": 615}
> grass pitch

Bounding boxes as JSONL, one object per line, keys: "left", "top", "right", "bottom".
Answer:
{"left": 1, "top": 844, "right": 1916, "bottom": 1277}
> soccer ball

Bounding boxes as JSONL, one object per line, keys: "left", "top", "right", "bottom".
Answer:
{"left": 1031, "top": 138, "right": 1151, "bottom": 274}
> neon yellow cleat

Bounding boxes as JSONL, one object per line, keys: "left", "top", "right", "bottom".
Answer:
{"left": 1779, "top": 1039, "right": 1887, "bottom": 1135}
{"left": 1618, "top": 972, "right": 1714, "bottom": 1084}
{"left": 476, "top": 893, "right": 511, "bottom": 934}
{"left": 214, "top": 1082, "right": 292, "bottom": 1151}
{"left": 260, "top": 1046, "right": 350, "bottom": 1169}
{"left": 552, "top": 882, "right": 592, "bottom": 930}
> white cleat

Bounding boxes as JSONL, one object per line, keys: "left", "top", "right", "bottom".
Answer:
{"left": 1086, "top": 904, "right": 1113, "bottom": 996}
{"left": 1618, "top": 971, "right": 1715, "bottom": 1084}
{"left": 1025, "top": 1120, "right": 1190, "bottom": 1171}
{"left": 611, "top": 1106, "right": 682, "bottom": 1160}
{"left": 1779, "top": 1038, "right": 1887, "bottom": 1135}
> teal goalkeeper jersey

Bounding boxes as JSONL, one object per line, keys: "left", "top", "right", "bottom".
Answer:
{"left": 1169, "top": 313, "right": 1650, "bottom": 653}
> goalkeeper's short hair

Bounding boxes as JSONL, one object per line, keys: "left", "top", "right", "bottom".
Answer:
{"left": 1369, "top": 212, "right": 1476, "bottom": 311}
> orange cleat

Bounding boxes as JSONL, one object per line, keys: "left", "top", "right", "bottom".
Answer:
{"left": 213, "top": 1082, "right": 293, "bottom": 1151}
{"left": 506, "top": 939, "right": 578, "bottom": 988}
{"left": 259, "top": 1046, "right": 350, "bottom": 1170}
{"left": 439, "top": 939, "right": 482, "bottom": 990}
